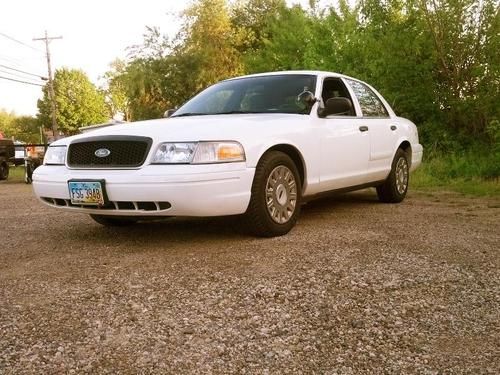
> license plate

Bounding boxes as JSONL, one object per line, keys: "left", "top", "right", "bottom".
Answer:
{"left": 68, "top": 181, "right": 105, "bottom": 205}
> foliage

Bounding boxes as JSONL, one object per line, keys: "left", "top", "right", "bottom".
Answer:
{"left": 178, "top": 0, "right": 243, "bottom": 92}
{"left": 38, "top": 68, "right": 109, "bottom": 135}
{"left": 0, "top": 109, "right": 15, "bottom": 138}
{"left": 104, "top": 1, "right": 244, "bottom": 121}
{"left": 231, "top": 0, "right": 288, "bottom": 55}
{"left": 0, "top": 109, "right": 41, "bottom": 143}
{"left": 103, "top": 59, "right": 132, "bottom": 121}
{"left": 102, "top": 0, "right": 499, "bottom": 181}
{"left": 418, "top": 0, "right": 500, "bottom": 135}
{"left": 104, "top": 56, "right": 171, "bottom": 121}
{"left": 411, "top": 151, "right": 500, "bottom": 196}
{"left": 243, "top": 4, "right": 321, "bottom": 72}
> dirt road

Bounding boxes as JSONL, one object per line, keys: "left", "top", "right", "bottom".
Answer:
{"left": 1, "top": 181, "right": 499, "bottom": 373}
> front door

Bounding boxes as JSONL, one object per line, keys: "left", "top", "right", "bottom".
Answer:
{"left": 317, "top": 77, "right": 370, "bottom": 191}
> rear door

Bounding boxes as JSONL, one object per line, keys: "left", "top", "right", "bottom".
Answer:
{"left": 344, "top": 78, "right": 397, "bottom": 180}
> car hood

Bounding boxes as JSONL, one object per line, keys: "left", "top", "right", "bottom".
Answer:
{"left": 53, "top": 114, "right": 310, "bottom": 146}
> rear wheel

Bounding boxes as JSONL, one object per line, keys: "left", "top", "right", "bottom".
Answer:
{"left": 376, "top": 148, "right": 409, "bottom": 203}
{"left": 0, "top": 161, "right": 9, "bottom": 180}
{"left": 90, "top": 214, "right": 138, "bottom": 227}
{"left": 244, "top": 151, "right": 301, "bottom": 237}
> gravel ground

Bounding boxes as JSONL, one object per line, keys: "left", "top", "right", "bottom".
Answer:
{"left": 1, "top": 181, "right": 499, "bottom": 374}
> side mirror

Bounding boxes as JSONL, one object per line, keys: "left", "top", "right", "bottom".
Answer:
{"left": 297, "top": 90, "right": 317, "bottom": 108}
{"left": 163, "top": 109, "right": 177, "bottom": 118}
{"left": 318, "top": 97, "right": 353, "bottom": 117}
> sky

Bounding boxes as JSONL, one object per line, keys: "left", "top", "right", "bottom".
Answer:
{"left": 0, "top": 0, "right": 325, "bottom": 116}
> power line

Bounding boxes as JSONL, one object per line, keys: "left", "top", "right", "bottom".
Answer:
{"left": 0, "top": 54, "right": 24, "bottom": 65}
{"left": 0, "top": 31, "right": 44, "bottom": 53}
{"left": 0, "top": 75, "right": 44, "bottom": 86}
{"left": 0, "top": 63, "right": 46, "bottom": 79}
{"left": 0, "top": 68, "right": 45, "bottom": 83}
{"left": 0, "top": 54, "right": 44, "bottom": 64}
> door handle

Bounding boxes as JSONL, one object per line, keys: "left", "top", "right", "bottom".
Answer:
{"left": 390, "top": 125, "right": 397, "bottom": 131}
{"left": 359, "top": 126, "right": 369, "bottom": 132}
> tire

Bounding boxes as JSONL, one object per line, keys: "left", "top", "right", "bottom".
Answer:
{"left": 90, "top": 214, "right": 138, "bottom": 227}
{"left": 376, "top": 148, "right": 410, "bottom": 203}
{"left": 24, "top": 164, "right": 32, "bottom": 184}
{"left": 0, "top": 161, "right": 9, "bottom": 180}
{"left": 244, "top": 151, "right": 302, "bottom": 237}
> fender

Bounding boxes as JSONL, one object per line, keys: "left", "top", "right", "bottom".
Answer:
{"left": 249, "top": 139, "right": 320, "bottom": 196}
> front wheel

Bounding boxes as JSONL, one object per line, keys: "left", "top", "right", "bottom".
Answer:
{"left": 243, "top": 151, "right": 302, "bottom": 237}
{"left": 376, "top": 149, "right": 410, "bottom": 203}
{"left": 90, "top": 214, "right": 138, "bottom": 227}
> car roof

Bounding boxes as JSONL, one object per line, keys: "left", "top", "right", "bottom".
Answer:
{"left": 224, "top": 70, "right": 355, "bottom": 81}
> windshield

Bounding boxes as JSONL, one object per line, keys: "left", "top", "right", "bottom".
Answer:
{"left": 173, "top": 74, "right": 317, "bottom": 117}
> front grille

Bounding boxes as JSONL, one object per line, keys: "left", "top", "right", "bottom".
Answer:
{"left": 67, "top": 136, "right": 152, "bottom": 168}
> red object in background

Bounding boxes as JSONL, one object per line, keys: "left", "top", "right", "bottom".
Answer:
{"left": 0, "top": 131, "right": 4, "bottom": 139}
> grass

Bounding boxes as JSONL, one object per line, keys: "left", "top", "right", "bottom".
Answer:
{"left": 410, "top": 150, "right": 500, "bottom": 197}
{"left": 6, "top": 166, "right": 25, "bottom": 183}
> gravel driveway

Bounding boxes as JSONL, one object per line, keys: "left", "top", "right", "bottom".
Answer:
{"left": 1, "top": 181, "right": 499, "bottom": 374}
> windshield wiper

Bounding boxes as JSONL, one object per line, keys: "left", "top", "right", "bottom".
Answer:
{"left": 171, "top": 112, "right": 210, "bottom": 117}
{"left": 212, "top": 110, "right": 263, "bottom": 115}
{"left": 173, "top": 110, "right": 265, "bottom": 117}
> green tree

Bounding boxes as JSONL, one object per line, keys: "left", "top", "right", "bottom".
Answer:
{"left": 350, "top": 0, "right": 437, "bottom": 124}
{"left": 105, "top": 0, "right": 245, "bottom": 121}
{"left": 0, "top": 109, "right": 41, "bottom": 142}
{"left": 103, "top": 59, "right": 132, "bottom": 121}
{"left": 106, "top": 28, "right": 176, "bottom": 121}
{"left": 176, "top": 0, "right": 243, "bottom": 92}
{"left": 243, "top": 4, "right": 321, "bottom": 72}
{"left": 9, "top": 116, "right": 42, "bottom": 143}
{"left": 0, "top": 109, "right": 15, "bottom": 138}
{"left": 231, "top": 0, "right": 287, "bottom": 52}
{"left": 418, "top": 0, "right": 500, "bottom": 136}
{"left": 104, "top": 0, "right": 499, "bottom": 151}
{"left": 38, "top": 68, "right": 109, "bottom": 135}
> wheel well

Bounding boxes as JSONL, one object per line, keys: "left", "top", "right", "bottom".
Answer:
{"left": 265, "top": 144, "right": 305, "bottom": 187}
{"left": 399, "top": 141, "right": 412, "bottom": 165}
{"left": 399, "top": 141, "right": 411, "bottom": 153}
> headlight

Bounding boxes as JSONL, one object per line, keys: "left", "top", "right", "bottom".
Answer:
{"left": 44, "top": 146, "right": 67, "bottom": 165}
{"left": 152, "top": 141, "right": 245, "bottom": 164}
{"left": 152, "top": 143, "right": 197, "bottom": 163}
{"left": 192, "top": 142, "right": 245, "bottom": 163}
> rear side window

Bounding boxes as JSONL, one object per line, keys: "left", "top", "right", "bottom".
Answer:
{"left": 346, "top": 79, "right": 389, "bottom": 118}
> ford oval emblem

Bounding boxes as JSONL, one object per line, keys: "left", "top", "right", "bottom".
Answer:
{"left": 95, "top": 148, "right": 111, "bottom": 158}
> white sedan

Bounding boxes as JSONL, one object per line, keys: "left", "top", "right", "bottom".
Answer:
{"left": 33, "top": 71, "right": 423, "bottom": 237}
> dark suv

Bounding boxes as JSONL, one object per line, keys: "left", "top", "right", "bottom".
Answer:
{"left": 0, "top": 139, "right": 15, "bottom": 180}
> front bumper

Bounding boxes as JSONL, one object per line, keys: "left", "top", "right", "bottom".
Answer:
{"left": 32, "top": 163, "right": 255, "bottom": 217}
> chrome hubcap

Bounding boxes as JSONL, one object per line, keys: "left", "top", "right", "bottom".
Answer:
{"left": 395, "top": 157, "right": 409, "bottom": 194}
{"left": 266, "top": 166, "right": 297, "bottom": 224}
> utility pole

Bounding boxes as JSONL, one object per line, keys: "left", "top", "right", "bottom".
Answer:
{"left": 33, "top": 31, "right": 62, "bottom": 139}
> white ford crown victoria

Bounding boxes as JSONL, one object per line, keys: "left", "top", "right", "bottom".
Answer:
{"left": 33, "top": 71, "right": 423, "bottom": 237}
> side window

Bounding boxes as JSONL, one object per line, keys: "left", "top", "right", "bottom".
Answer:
{"left": 346, "top": 79, "right": 389, "bottom": 117}
{"left": 321, "top": 78, "right": 356, "bottom": 116}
